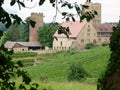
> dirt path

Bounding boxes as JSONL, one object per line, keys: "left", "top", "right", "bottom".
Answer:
{"left": 13, "top": 57, "right": 35, "bottom": 60}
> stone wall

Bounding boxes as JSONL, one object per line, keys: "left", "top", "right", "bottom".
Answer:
{"left": 29, "top": 13, "right": 43, "bottom": 42}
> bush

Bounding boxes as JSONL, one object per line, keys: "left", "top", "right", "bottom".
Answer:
{"left": 101, "top": 43, "right": 109, "bottom": 46}
{"left": 67, "top": 62, "right": 88, "bottom": 81}
{"left": 85, "top": 43, "right": 96, "bottom": 49}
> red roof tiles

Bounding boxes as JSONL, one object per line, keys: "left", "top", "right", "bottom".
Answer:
{"left": 93, "top": 24, "right": 117, "bottom": 32}
{"left": 54, "top": 21, "right": 87, "bottom": 38}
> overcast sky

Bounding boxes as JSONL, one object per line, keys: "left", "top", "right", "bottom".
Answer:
{"left": 2, "top": 0, "right": 120, "bottom": 23}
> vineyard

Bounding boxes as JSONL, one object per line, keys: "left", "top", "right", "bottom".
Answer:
{"left": 21, "top": 46, "right": 110, "bottom": 81}
{"left": 12, "top": 46, "right": 110, "bottom": 90}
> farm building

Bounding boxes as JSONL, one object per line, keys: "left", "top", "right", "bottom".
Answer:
{"left": 4, "top": 41, "right": 43, "bottom": 52}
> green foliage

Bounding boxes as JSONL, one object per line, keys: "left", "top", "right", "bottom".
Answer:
{"left": 85, "top": 43, "right": 96, "bottom": 49}
{"left": 101, "top": 43, "right": 108, "bottom": 46}
{"left": 38, "top": 24, "right": 57, "bottom": 47}
{"left": 0, "top": 44, "right": 38, "bottom": 90}
{"left": 97, "top": 24, "right": 120, "bottom": 90}
{"left": 13, "top": 59, "right": 34, "bottom": 67}
{"left": 12, "top": 52, "right": 37, "bottom": 58}
{"left": 1, "top": 23, "right": 29, "bottom": 43}
{"left": 0, "top": 22, "right": 6, "bottom": 31}
{"left": 67, "top": 62, "right": 88, "bottom": 81}
{"left": 0, "top": 29, "right": 38, "bottom": 89}
{"left": 40, "top": 74, "right": 49, "bottom": 83}
{"left": 39, "top": 81, "right": 96, "bottom": 90}
{"left": 25, "top": 46, "right": 109, "bottom": 81}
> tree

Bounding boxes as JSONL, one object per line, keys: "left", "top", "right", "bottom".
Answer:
{"left": 0, "top": 0, "right": 97, "bottom": 90}
{"left": 0, "top": 22, "right": 6, "bottom": 31}
{"left": 38, "top": 24, "right": 57, "bottom": 48}
{"left": 97, "top": 22, "right": 120, "bottom": 90}
{"left": 67, "top": 62, "right": 88, "bottom": 81}
{"left": 0, "top": 23, "right": 29, "bottom": 45}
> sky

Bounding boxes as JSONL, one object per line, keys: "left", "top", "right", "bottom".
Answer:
{"left": 2, "top": 0, "right": 120, "bottom": 23}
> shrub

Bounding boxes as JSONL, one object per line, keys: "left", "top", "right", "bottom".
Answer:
{"left": 67, "top": 49, "right": 77, "bottom": 55}
{"left": 85, "top": 43, "right": 96, "bottom": 49}
{"left": 67, "top": 62, "right": 88, "bottom": 81}
{"left": 101, "top": 43, "right": 109, "bottom": 46}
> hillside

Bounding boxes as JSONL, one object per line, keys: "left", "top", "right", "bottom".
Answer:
{"left": 22, "top": 46, "right": 110, "bottom": 82}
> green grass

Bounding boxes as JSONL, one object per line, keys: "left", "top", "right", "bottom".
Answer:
{"left": 12, "top": 46, "right": 110, "bottom": 90}
{"left": 23, "top": 46, "right": 110, "bottom": 82}
{"left": 13, "top": 59, "right": 34, "bottom": 66}
{"left": 38, "top": 81, "right": 96, "bottom": 90}
{"left": 12, "top": 52, "right": 37, "bottom": 58}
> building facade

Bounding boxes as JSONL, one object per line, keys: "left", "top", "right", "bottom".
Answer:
{"left": 52, "top": 1, "right": 116, "bottom": 50}
{"left": 52, "top": 21, "right": 116, "bottom": 50}
{"left": 53, "top": 21, "right": 98, "bottom": 50}
{"left": 4, "top": 41, "right": 43, "bottom": 52}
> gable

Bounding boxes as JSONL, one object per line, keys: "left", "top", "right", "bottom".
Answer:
{"left": 54, "top": 20, "right": 87, "bottom": 38}
{"left": 77, "top": 22, "right": 97, "bottom": 37}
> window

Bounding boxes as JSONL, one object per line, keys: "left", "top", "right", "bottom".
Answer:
{"left": 81, "top": 39, "right": 84, "bottom": 43}
{"left": 69, "top": 47, "right": 71, "bottom": 49}
{"left": 99, "top": 39, "right": 101, "bottom": 42}
{"left": 60, "top": 41, "right": 62, "bottom": 46}
{"left": 87, "top": 33, "right": 90, "bottom": 36}
{"left": 93, "top": 39, "right": 96, "bottom": 43}
{"left": 87, "top": 29, "right": 90, "bottom": 32}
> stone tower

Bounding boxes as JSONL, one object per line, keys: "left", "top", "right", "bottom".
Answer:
{"left": 82, "top": 1, "right": 101, "bottom": 24}
{"left": 29, "top": 13, "right": 43, "bottom": 42}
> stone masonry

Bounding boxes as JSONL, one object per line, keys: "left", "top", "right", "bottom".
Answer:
{"left": 29, "top": 13, "right": 43, "bottom": 42}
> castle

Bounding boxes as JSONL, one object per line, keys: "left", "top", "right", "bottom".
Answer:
{"left": 29, "top": 13, "right": 43, "bottom": 42}
{"left": 52, "top": 1, "right": 117, "bottom": 50}
{"left": 82, "top": 1, "right": 101, "bottom": 24}
{"left": 4, "top": 13, "right": 44, "bottom": 52}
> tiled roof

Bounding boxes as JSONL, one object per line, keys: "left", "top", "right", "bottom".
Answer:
{"left": 93, "top": 24, "right": 117, "bottom": 32}
{"left": 4, "top": 41, "right": 42, "bottom": 49}
{"left": 54, "top": 21, "right": 87, "bottom": 38}
{"left": 17, "top": 42, "right": 41, "bottom": 47}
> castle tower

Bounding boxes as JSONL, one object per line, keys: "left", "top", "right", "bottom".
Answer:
{"left": 29, "top": 13, "right": 43, "bottom": 42}
{"left": 82, "top": 1, "right": 101, "bottom": 24}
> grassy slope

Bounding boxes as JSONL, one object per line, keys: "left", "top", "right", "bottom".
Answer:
{"left": 24, "top": 46, "right": 110, "bottom": 82}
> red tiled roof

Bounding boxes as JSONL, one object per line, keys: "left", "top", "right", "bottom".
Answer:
{"left": 93, "top": 24, "right": 117, "bottom": 32}
{"left": 54, "top": 21, "right": 87, "bottom": 38}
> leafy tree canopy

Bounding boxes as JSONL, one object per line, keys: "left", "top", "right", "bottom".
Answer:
{"left": 0, "top": 0, "right": 97, "bottom": 90}
{"left": 38, "top": 23, "right": 57, "bottom": 48}
{"left": 97, "top": 23, "right": 120, "bottom": 90}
